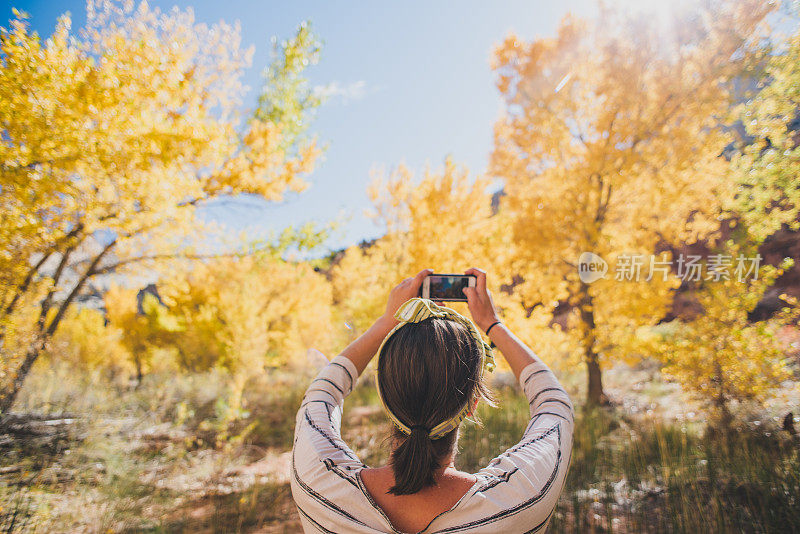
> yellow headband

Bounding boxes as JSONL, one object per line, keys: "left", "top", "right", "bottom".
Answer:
{"left": 375, "top": 297, "right": 495, "bottom": 440}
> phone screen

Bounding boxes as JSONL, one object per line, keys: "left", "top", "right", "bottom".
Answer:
{"left": 426, "top": 275, "right": 474, "bottom": 301}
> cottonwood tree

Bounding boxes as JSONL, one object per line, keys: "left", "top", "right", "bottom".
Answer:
{"left": 331, "top": 159, "right": 574, "bottom": 367}
{"left": 730, "top": 4, "right": 800, "bottom": 242}
{"left": 490, "top": 0, "right": 773, "bottom": 404}
{"left": 652, "top": 14, "right": 800, "bottom": 427}
{"left": 645, "top": 254, "right": 797, "bottom": 429}
{"left": 331, "top": 158, "right": 501, "bottom": 332}
{"left": 109, "top": 243, "right": 337, "bottom": 377}
{"left": 0, "top": 2, "right": 323, "bottom": 413}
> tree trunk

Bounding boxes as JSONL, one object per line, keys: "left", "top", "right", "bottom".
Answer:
{"left": 2, "top": 223, "right": 83, "bottom": 322}
{"left": 586, "top": 352, "right": 606, "bottom": 406}
{"left": 713, "top": 359, "right": 733, "bottom": 437}
{"left": 0, "top": 226, "right": 85, "bottom": 348}
{"left": 0, "top": 239, "right": 116, "bottom": 415}
{"left": 577, "top": 280, "right": 608, "bottom": 406}
{"left": 134, "top": 355, "right": 144, "bottom": 386}
{"left": 0, "top": 340, "right": 45, "bottom": 415}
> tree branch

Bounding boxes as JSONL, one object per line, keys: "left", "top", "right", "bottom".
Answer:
{"left": 45, "top": 239, "right": 118, "bottom": 337}
{"left": 90, "top": 249, "right": 254, "bottom": 276}
{"left": 2, "top": 223, "right": 84, "bottom": 319}
{"left": 36, "top": 240, "right": 80, "bottom": 333}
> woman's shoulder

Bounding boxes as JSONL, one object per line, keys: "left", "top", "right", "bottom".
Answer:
{"left": 359, "top": 466, "right": 480, "bottom": 534}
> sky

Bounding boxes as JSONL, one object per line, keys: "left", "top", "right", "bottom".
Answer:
{"left": 3, "top": 0, "right": 600, "bottom": 254}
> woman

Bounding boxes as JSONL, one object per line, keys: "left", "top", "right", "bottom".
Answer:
{"left": 291, "top": 268, "right": 573, "bottom": 533}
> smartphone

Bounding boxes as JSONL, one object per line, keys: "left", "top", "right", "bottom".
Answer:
{"left": 419, "top": 274, "right": 476, "bottom": 302}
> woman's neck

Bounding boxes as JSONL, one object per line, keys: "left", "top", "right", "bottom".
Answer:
{"left": 433, "top": 456, "right": 456, "bottom": 477}
{"left": 368, "top": 453, "right": 464, "bottom": 486}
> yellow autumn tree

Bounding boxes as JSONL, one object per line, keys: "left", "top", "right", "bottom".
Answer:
{"left": 44, "top": 305, "right": 130, "bottom": 377}
{"left": 490, "top": 0, "right": 773, "bottom": 404}
{"left": 0, "top": 2, "right": 323, "bottom": 413}
{"left": 645, "top": 253, "right": 797, "bottom": 428}
{"left": 331, "top": 158, "right": 499, "bottom": 332}
{"left": 730, "top": 6, "right": 800, "bottom": 242}
{"left": 104, "top": 284, "right": 181, "bottom": 381}
{"left": 649, "top": 14, "right": 800, "bottom": 426}
{"left": 143, "top": 250, "right": 337, "bottom": 374}
{"left": 329, "top": 158, "right": 572, "bottom": 369}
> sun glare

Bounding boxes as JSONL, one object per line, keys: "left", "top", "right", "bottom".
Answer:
{"left": 613, "top": 0, "right": 704, "bottom": 25}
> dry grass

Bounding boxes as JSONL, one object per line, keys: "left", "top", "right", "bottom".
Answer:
{"left": 1, "top": 359, "right": 798, "bottom": 533}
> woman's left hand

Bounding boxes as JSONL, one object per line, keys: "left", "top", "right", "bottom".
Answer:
{"left": 384, "top": 269, "right": 433, "bottom": 320}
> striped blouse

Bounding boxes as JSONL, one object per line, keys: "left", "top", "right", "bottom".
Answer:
{"left": 290, "top": 354, "right": 574, "bottom": 533}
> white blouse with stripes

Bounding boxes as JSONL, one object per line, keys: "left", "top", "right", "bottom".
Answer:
{"left": 290, "top": 354, "right": 574, "bottom": 533}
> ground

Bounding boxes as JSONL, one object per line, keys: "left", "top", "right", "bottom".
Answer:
{"left": 1, "top": 353, "right": 798, "bottom": 533}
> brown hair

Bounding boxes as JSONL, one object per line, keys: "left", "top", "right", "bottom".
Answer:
{"left": 377, "top": 317, "right": 494, "bottom": 495}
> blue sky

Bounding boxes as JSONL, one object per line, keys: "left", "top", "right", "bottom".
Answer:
{"left": 4, "top": 0, "right": 597, "bottom": 253}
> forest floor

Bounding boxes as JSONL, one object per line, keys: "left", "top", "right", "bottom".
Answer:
{"left": 1, "top": 351, "right": 799, "bottom": 533}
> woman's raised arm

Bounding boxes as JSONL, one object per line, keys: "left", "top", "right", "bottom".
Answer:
{"left": 340, "top": 268, "right": 432, "bottom": 375}
{"left": 462, "top": 267, "right": 543, "bottom": 380}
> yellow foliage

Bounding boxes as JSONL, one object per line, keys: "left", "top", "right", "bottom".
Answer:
{"left": 0, "top": 285, "right": 46, "bottom": 391}
{"left": 647, "top": 256, "right": 797, "bottom": 419}
{"left": 144, "top": 254, "right": 337, "bottom": 374}
{"left": 0, "top": 1, "right": 322, "bottom": 408}
{"left": 46, "top": 306, "right": 130, "bottom": 374}
{"left": 328, "top": 158, "right": 576, "bottom": 371}
{"left": 331, "top": 158, "right": 499, "bottom": 331}
{"left": 731, "top": 15, "right": 800, "bottom": 241}
{"left": 104, "top": 284, "right": 168, "bottom": 378}
{"left": 489, "top": 0, "right": 773, "bottom": 403}
{"left": 2, "top": 0, "right": 796, "bottom": 426}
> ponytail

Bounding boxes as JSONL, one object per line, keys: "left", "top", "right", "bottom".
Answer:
{"left": 377, "top": 318, "right": 492, "bottom": 495}
{"left": 388, "top": 425, "right": 442, "bottom": 495}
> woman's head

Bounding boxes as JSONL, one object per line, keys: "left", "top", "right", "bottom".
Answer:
{"left": 377, "top": 316, "right": 493, "bottom": 495}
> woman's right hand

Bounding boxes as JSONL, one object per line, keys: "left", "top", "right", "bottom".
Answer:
{"left": 462, "top": 267, "right": 501, "bottom": 333}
